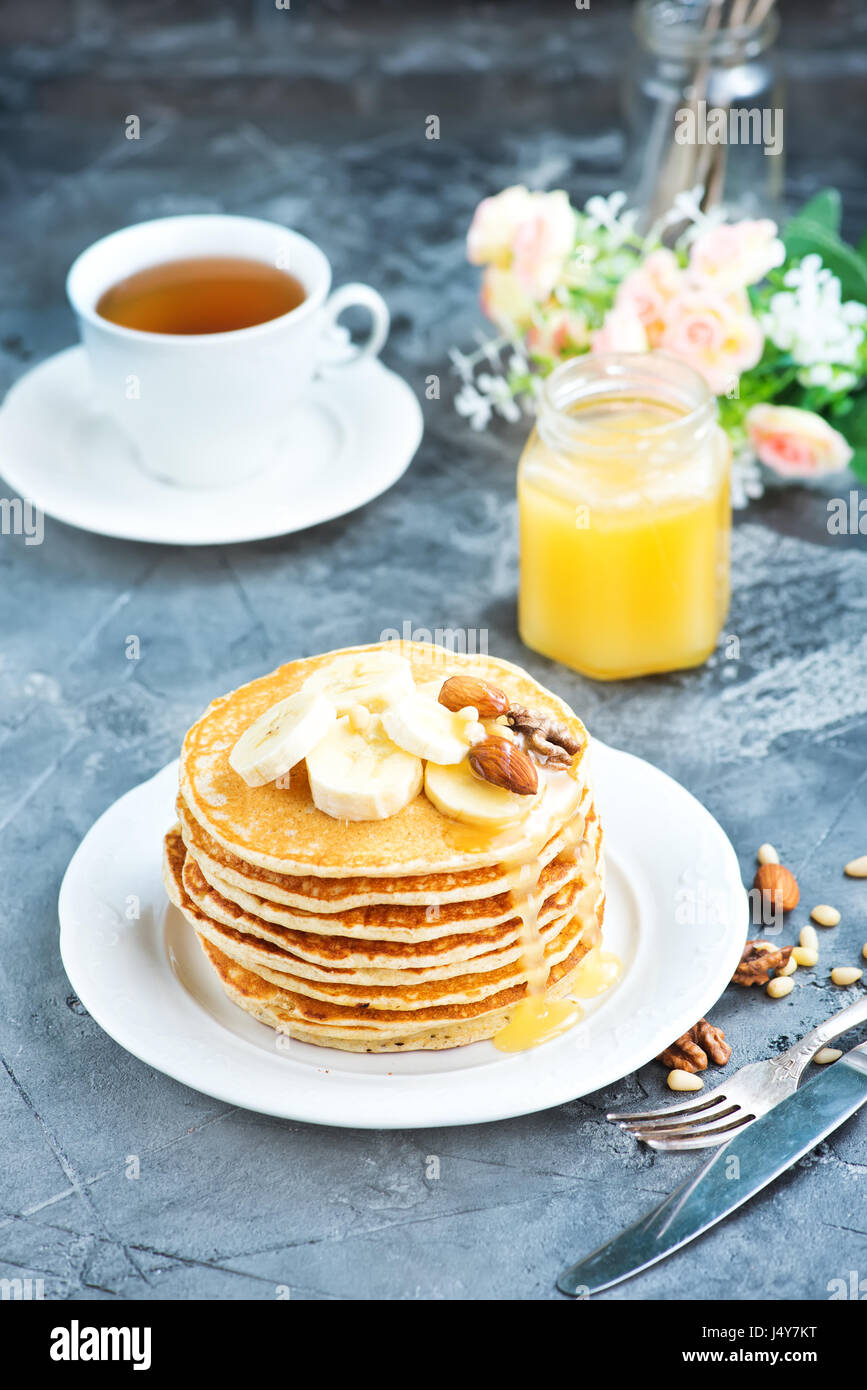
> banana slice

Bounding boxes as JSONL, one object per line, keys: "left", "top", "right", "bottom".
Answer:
{"left": 306, "top": 715, "right": 423, "bottom": 821}
{"left": 301, "top": 650, "right": 414, "bottom": 715}
{"left": 425, "top": 758, "right": 544, "bottom": 828}
{"left": 229, "top": 691, "right": 336, "bottom": 788}
{"left": 382, "top": 693, "right": 478, "bottom": 765}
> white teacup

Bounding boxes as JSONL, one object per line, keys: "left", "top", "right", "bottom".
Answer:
{"left": 66, "top": 214, "right": 390, "bottom": 489}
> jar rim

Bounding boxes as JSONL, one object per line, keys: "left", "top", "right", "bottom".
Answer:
{"left": 634, "top": 0, "right": 779, "bottom": 61}
{"left": 538, "top": 351, "right": 717, "bottom": 457}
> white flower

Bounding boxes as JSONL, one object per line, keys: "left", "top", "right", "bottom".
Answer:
{"left": 583, "top": 191, "right": 639, "bottom": 245}
{"left": 477, "top": 373, "right": 522, "bottom": 423}
{"left": 730, "top": 447, "right": 764, "bottom": 509}
{"left": 797, "top": 363, "right": 859, "bottom": 392}
{"left": 448, "top": 345, "right": 476, "bottom": 383}
{"left": 454, "top": 382, "right": 492, "bottom": 431}
{"left": 762, "top": 253, "right": 867, "bottom": 371}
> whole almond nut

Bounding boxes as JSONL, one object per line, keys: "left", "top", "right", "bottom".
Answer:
{"left": 439, "top": 676, "right": 508, "bottom": 720}
{"left": 754, "top": 862, "right": 799, "bottom": 912}
{"left": 468, "top": 737, "right": 538, "bottom": 796}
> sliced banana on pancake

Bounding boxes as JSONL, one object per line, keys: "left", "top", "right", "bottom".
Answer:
{"left": 382, "top": 693, "right": 482, "bottom": 765}
{"left": 306, "top": 714, "right": 423, "bottom": 820}
{"left": 425, "top": 757, "right": 544, "bottom": 828}
{"left": 229, "top": 690, "right": 336, "bottom": 787}
{"left": 301, "top": 649, "right": 414, "bottom": 715}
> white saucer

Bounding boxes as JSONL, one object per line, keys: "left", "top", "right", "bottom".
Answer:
{"left": 0, "top": 346, "right": 423, "bottom": 545}
{"left": 59, "top": 744, "right": 748, "bottom": 1129}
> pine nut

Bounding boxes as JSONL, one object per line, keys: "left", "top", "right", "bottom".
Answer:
{"left": 844, "top": 856, "right": 867, "bottom": 878}
{"left": 767, "top": 976, "right": 794, "bottom": 999}
{"left": 792, "top": 946, "right": 818, "bottom": 967}
{"left": 776, "top": 957, "right": 798, "bottom": 976}
{"left": 811, "top": 905, "right": 840, "bottom": 928}
{"left": 757, "top": 843, "right": 779, "bottom": 865}
{"left": 831, "top": 967, "right": 863, "bottom": 987}
{"left": 813, "top": 1048, "right": 843, "bottom": 1065}
{"left": 667, "top": 1069, "right": 703, "bottom": 1092}
{"left": 863, "top": 943, "right": 867, "bottom": 961}
{"left": 457, "top": 706, "right": 479, "bottom": 721}
{"left": 799, "top": 924, "right": 819, "bottom": 952}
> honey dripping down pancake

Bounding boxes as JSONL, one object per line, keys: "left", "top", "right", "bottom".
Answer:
{"left": 167, "top": 643, "right": 613, "bottom": 1051}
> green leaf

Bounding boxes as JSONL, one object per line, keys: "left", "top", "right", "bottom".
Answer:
{"left": 787, "top": 189, "right": 842, "bottom": 234}
{"left": 858, "top": 232, "right": 867, "bottom": 263}
{"left": 782, "top": 220, "right": 867, "bottom": 303}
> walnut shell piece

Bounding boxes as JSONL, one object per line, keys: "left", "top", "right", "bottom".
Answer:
{"left": 505, "top": 706, "right": 582, "bottom": 766}
{"left": 732, "top": 940, "right": 794, "bottom": 986}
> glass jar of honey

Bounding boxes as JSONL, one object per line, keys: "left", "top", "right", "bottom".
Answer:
{"left": 518, "top": 353, "right": 731, "bottom": 680}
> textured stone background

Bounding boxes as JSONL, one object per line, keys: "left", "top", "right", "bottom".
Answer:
{"left": 1, "top": 0, "right": 865, "bottom": 1301}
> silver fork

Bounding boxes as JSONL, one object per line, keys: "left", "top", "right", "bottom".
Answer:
{"left": 608, "top": 994, "right": 867, "bottom": 1151}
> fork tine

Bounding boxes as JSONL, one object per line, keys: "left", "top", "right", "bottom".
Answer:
{"left": 619, "top": 1099, "right": 737, "bottom": 1133}
{"left": 606, "top": 1089, "right": 727, "bottom": 1124}
{"left": 644, "top": 1113, "right": 757, "bottom": 1151}
{"left": 629, "top": 1108, "right": 750, "bottom": 1143}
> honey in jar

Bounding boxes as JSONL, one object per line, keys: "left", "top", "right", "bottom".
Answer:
{"left": 518, "top": 353, "right": 731, "bottom": 680}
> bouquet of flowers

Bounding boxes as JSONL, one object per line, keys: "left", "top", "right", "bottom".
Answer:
{"left": 452, "top": 185, "right": 867, "bottom": 505}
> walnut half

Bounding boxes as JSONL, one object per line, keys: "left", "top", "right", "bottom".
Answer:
{"left": 732, "top": 940, "right": 793, "bottom": 986}
{"left": 657, "top": 1018, "right": 732, "bottom": 1073}
{"left": 505, "top": 706, "right": 581, "bottom": 766}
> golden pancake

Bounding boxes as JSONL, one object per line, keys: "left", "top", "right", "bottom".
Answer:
{"left": 165, "top": 643, "right": 607, "bottom": 1052}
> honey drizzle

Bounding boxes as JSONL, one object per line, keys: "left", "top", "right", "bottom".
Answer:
{"left": 493, "top": 807, "right": 598, "bottom": 1052}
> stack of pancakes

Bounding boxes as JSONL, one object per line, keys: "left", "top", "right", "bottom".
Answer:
{"left": 163, "top": 643, "right": 604, "bottom": 1051}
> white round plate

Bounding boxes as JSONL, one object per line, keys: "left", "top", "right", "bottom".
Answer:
{"left": 0, "top": 346, "right": 423, "bottom": 545}
{"left": 59, "top": 744, "right": 748, "bottom": 1128}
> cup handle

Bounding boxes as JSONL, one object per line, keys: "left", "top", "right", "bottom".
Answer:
{"left": 317, "top": 283, "right": 390, "bottom": 374}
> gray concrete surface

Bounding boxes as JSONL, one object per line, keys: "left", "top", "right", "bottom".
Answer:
{"left": 0, "top": 0, "right": 865, "bottom": 1300}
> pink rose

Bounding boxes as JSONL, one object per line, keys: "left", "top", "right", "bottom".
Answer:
{"left": 510, "top": 191, "right": 576, "bottom": 300}
{"left": 467, "top": 186, "right": 535, "bottom": 268}
{"left": 746, "top": 404, "right": 853, "bottom": 478}
{"left": 468, "top": 186, "right": 576, "bottom": 302}
{"left": 660, "top": 287, "right": 763, "bottom": 395}
{"left": 479, "top": 266, "right": 536, "bottom": 334}
{"left": 615, "top": 249, "right": 683, "bottom": 345}
{"left": 689, "top": 219, "right": 785, "bottom": 290}
{"left": 591, "top": 304, "right": 648, "bottom": 354}
{"left": 526, "top": 306, "right": 589, "bottom": 358}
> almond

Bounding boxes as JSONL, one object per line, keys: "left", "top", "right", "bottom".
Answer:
{"left": 468, "top": 737, "right": 538, "bottom": 796}
{"left": 438, "top": 676, "right": 508, "bottom": 720}
{"left": 753, "top": 862, "right": 799, "bottom": 913}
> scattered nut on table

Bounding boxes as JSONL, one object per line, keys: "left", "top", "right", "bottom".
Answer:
{"left": 799, "top": 924, "right": 819, "bottom": 952}
{"left": 667, "top": 1069, "right": 704, "bottom": 1092}
{"left": 757, "top": 842, "right": 779, "bottom": 865}
{"left": 844, "top": 856, "right": 867, "bottom": 878}
{"left": 732, "top": 941, "right": 793, "bottom": 986}
{"left": 830, "top": 967, "right": 863, "bottom": 987}
{"left": 767, "top": 976, "right": 794, "bottom": 999}
{"left": 753, "top": 863, "right": 799, "bottom": 912}
{"left": 811, "top": 905, "right": 840, "bottom": 927}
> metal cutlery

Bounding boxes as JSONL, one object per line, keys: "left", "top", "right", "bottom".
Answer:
{"left": 607, "top": 993, "right": 867, "bottom": 1151}
{"left": 559, "top": 1038, "right": 867, "bottom": 1297}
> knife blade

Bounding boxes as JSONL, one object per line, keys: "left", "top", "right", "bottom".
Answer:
{"left": 558, "top": 1040, "right": 867, "bottom": 1298}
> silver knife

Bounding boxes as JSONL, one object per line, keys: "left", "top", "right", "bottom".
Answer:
{"left": 558, "top": 1039, "right": 867, "bottom": 1298}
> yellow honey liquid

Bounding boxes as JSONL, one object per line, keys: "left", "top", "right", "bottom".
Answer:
{"left": 518, "top": 399, "right": 731, "bottom": 681}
